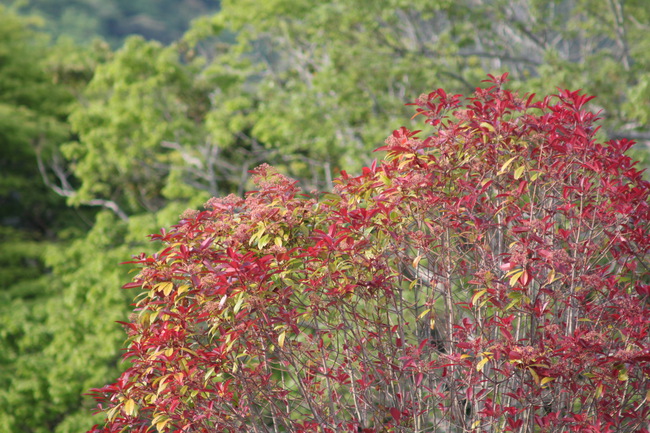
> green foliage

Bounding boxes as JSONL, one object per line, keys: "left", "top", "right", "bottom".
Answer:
{"left": 0, "top": 205, "right": 192, "bottom": 432}
{"left": 64, "top": 36, "right": 210, "bottom": 212}
{"left": 1, "top": 213, "right": 130, "bottom": 433}
{"left": 57, "top": 0, "right": 650, "bottom": 205}
{"left": 176, "top": 0, "right": 650, "bottom": 186}
{"left": 0, "top": 7, "right": 227, "bottom": 431}
{"left": 0, "top": 7, "right": 128, "bottom": 432}
{"left": 0, "top": 6, "right": 73, "bottom": 234}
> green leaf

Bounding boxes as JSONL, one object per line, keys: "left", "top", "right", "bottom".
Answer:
{"left": 498, "top": 156, "right": 518, "bottom": 175}
{"left": 513, "top": 165, "right": 525, "bottom": 180}
{"left": 471, "top": 289, "right": 487, "bottom": 306}
{"left": 417, "top": 308, "right": 431, "bottom": 320}
{"left": 507, "top": 269, "right": 525, "bottom": 287}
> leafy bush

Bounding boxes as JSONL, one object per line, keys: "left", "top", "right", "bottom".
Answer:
{"left": 88, "top": 75, "right": 650, "bottom": 433}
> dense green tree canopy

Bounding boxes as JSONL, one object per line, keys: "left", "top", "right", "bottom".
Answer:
{"left": 63, "top": 0, "right": 650, "bottom": 205}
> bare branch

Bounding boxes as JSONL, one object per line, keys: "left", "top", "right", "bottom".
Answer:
{"left": 161, "top": 141, "right": 204, "bottom": 169}
{"left": 83, "top": 199, "right": 130, "bottom": 221}
{"left": 35, "top": 144, "right": 129, "bottom": 221}
{"left": 607, "top": 0, "right": 632, "bottom": 71}
{"left": 608, "top": 130, "right": 650, "bottom": 144}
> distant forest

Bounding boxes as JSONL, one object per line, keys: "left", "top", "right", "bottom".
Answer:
{"left": 0, "top": 0, "right": 220, "bottom": 46}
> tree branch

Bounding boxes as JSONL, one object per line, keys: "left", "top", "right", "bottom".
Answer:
{"left": 36, "top": 144, "right": 129, "bottom": 221}
{"left": 608, "top": 130, "right": 650, "bottom": 144}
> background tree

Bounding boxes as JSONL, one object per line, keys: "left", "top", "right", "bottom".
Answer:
{"left": 87, "top": 76, "right": 650, "bottom": 433}
{"left": 194, "top": 0, "right": 650, "bottom": 184}
{"left": 57, "top": 0, "right": 650, "bottom": 208}
{"left": 0, "top": 0, "right": 220, "bottom": 46}
{"left": 0, "top": 7, "right": 168, "bottom": 432}
{"left": 0, "top": 6, "right": 127, "bottom": 432}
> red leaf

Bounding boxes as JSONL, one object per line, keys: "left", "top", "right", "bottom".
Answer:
{"left": 389, "top": 407, "right": 401, "bottom": 422}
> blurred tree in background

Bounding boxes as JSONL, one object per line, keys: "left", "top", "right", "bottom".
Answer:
{"left": 1, "top": 0, "right": 649, "bottom": 431}
{"left": 0, "top": 0, "right": 220, "bottom": 46}
{"left": 0, "top": 6, "right": 133, "bottom": 432}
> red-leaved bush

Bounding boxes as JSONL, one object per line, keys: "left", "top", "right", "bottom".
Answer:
{"left": 88, "top": 74, "right": 650, "bottom": 433}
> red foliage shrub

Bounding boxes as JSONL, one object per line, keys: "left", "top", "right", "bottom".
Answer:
{"left": 88, "top": 75, "right": 650, "bottom": 433}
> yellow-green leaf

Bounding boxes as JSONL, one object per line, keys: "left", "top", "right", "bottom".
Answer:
{"left": 480, "top": 121, "right": 496, "bottom": 132}
{"left": 528, "top": 367, "right": 540, "bottom": 384}
{"left": 508, "top": 269, "right": 525, "bottom": 287}
{"left": 180, "top": 347, "right": 198, "bottom": 356}
{"left": 257, "top": 233, "right": 270, "bottom": 249}
{"left": 514, "top": 165, "right": 525, "bottom": 180}
{"left": 498, "top": 156, "right": 518, "bottom": 175}
{"left": 322, "top": 193, "right": 341, "bottom": 205}
{"left": 417, "top": 308, "right": 431, "bottom": 320}
{"left": 471, "top": 289, "right": 487, "bottom": 306}
{"left": 157, "top": 378, "right": 169, "bottom": 396}
{"left": 233, "top": 292, "right": 245, "bottom": 313}
{"left": 156, "top": 419, "right": 169, "bottom": 433}
{"left": 124, "top": 398, "right": 136, "bottom": 416}
{"left": 278, "top": 330, "right": 286, "bottom": 348}
{"left": 540, "top": 377, "right": 554, "bottom": 387}
{"left": 106, "top": 405, "right": 119, "bottom": 422}
{"left": 379, "top": 173, "right": 391, "bottom": 185}
{"left": 476, "top": 357, "right": 489, "bottom": 372}
{"left": 154, "top": 282, "right": 174, "bottom": 296}
{"left": 249, "top": 222, "right": 267, "bottom": 245}
{"left": 545, "top": 268, "right": 557, "bottom": 285}
{"left": 204, "top": 367, "right": 215, "bottom": 383}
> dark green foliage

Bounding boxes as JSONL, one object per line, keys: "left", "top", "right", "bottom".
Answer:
{"left": 1, "top": 0, "right": 220, "bottom": 46}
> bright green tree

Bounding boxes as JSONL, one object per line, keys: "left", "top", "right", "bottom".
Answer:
{"left": 58, "top": 0, "right": 650, "bottom": 207}
{"left": 0, "top": 7, "right": 131, "bottom": 432}
{"left": 192, "top": 0, "right": 650, "bottom": 181}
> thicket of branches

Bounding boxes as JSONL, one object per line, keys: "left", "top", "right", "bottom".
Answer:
{"left": 89, "top": 76, "right": 650, "bottom": 433}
